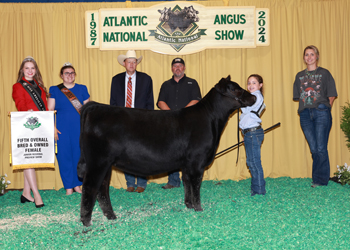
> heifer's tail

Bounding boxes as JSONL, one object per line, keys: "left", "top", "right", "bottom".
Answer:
{"left": 77, "top": 157, "right": 86, "bottom": 179}
{"left": 77, "top": 101, "right": 98, "bottom": 178}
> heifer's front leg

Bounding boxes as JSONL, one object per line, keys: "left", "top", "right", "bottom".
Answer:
{"left": 97, "top": 167, "right": 116, "bottom": 221}
{"left": 182, "top": 169, "right": 194, "bottom": 209}
{"left": 189, "top": 171, "right": 204, "bottom": 212}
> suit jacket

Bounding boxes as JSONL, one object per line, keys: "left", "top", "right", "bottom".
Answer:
{"left": 12, "top": 80, "right": 48, "bottom": 111}
{"left": 110, "top": 71, "right": 154, "bottom": 110}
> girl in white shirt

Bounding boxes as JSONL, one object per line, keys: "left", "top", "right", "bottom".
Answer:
{"left": 239, "top": 74, "right": 266, "bottom": 196}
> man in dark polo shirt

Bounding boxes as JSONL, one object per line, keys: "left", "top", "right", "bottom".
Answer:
{"left": 157, "top": 57, "right": 202, "bottom": 189}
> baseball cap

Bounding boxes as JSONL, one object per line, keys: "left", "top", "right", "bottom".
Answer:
{"left": 171, "top": 58, "right": 185, "bottom": 66}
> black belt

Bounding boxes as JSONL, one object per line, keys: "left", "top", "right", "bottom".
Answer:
{"left": 242, "top": 125, "right": 262, "bottom": 134}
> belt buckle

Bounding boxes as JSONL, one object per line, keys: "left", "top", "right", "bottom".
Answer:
{"left": 244, "top": 126, "right": 260, "bottom": 134}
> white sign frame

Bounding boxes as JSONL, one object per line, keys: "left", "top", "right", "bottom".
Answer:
{"left": 85, "top": 2, "right": 270, "bottom": 55}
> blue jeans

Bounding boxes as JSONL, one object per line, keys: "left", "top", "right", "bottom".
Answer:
{"left": 167, "top": 171, "right": 181, "bottom": 187}
{"left": 124, "top": 173, "right": 147, "bottom": 189}
{"left": 299, "top": 104, "right": 332, "bottom": 185}
{"left": 244, "top": 128, "right": 266, "bottom": 195}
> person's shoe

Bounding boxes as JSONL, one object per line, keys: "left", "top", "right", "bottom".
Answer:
{"left": 126, "top": 187, "right": 135, "bottom": 192}
{"left": 135, "top": 187, "right": 145, "bottom": 193}
{"left": 311, "top": 183, "right": 321, "bottom": 188}
{"left": 35, "top": 203, "right": 45, "bottom": 208}
{"left": 34, "top": 199, "right": 45, "bottom": 208}
{"left": 162, "top": 184, "right": 179, "bottom": 189}
{"left": 20, "top": 195, "right": 34, "bottom": 203}
{"left": 251, "top": 192, "right": 265, "bottom": 196}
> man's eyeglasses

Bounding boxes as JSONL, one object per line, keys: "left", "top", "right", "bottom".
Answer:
{"left": 64, "top": 72, "right": 75, "bottom": 76}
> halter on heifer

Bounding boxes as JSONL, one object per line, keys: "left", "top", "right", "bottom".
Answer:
{"left": 214, "top": 83, "right": 249, "bottom": 163}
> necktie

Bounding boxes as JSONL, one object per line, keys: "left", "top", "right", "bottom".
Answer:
{"left": 126, "top": 77, "right": 132, "bottom": 108}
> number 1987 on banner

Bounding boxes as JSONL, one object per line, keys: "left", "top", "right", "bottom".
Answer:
{"left": 86, "top": 11, "right": 99, "bottom": 48}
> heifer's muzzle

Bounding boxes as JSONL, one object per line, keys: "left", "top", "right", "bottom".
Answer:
{"left": 239, "top": 90, "right": 257, "bottom": 107}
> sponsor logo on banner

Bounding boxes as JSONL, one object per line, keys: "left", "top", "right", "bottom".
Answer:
{"left": 85, "top": 2, "right": 269, "bottom": 55}
{"left": 23, "top": 116, "right": 41, "bottom": 131}
{"left": 149, "top": 5, "right": 206, "bottom": 52}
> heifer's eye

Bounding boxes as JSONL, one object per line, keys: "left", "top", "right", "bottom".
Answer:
{"left": 227, "top": 83, "right": 236, "bottom": 91}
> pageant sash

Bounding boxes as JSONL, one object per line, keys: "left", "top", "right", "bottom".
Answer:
{"left": 57, "top": 83, "right": 83, "bottom": 114}
{"left": 10, "top": 111, "right": 55, "bottom": 170}
{"left": 19, "top": 79, "right": 46, "bottom": 111}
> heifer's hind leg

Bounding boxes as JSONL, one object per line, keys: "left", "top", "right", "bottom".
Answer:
{"left": 97, "top": 167, "right": 116, "bottom": 221}
{"left": 80, "top": 179, "right": 98, "bottom": 227}
{"left": 80, "top": 164, "right": 109, "bottom": 227}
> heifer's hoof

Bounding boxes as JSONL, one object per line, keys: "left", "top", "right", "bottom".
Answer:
{"left": 81, "top": 218, "right": 92, "bottom": 227}
{"left": 185, "top": 202, "right": 193, "bottom": 209}
{"left": 106, "top": 213, "right": 117, "bottom": 220}
{"left": 194, "top": 206, "right": 203, "bottom": 212}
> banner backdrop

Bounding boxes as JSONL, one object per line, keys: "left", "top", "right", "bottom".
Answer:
{"left": 1, "top": 0, "right": 349, "bottom": 190}
{"left": 86, "top": 2, "right": 269, "bottom": 54}
{"left": 11, "top": 111, "right": 55, "bottom": 170}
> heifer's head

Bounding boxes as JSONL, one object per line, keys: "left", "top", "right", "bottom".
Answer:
{"left": 215, "top": 76, "right": 256, "bottom": 108}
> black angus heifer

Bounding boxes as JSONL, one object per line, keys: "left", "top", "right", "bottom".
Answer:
{"left": 77, "top": 76, "right": 256, "bottom": 227}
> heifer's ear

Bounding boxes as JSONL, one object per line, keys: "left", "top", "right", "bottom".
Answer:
{"left": 215, "top": 77, "right": 227, "bottom": 94}
{"left": 225, "top": 75, "right": 231, "bottom": 81}
{"left": 227, "top": 81, "right": 242, "bottom": 91}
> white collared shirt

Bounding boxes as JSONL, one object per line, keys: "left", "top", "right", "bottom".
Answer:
{"left": 239, "top": 90, "right": 264, "bottom": 130}
{"left": 125, "top": 73, "right": 136, "bottom": 108}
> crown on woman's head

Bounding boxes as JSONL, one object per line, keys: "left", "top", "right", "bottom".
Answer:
{"left": 63, "top": 62, "right": 72, "bottom": 66}
{"left": 23, "top": 56, "right": 35, "bottom": 63}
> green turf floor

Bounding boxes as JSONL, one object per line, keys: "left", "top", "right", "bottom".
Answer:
{"left": 0, "top": 177, "right": 349, "bottom": 249}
